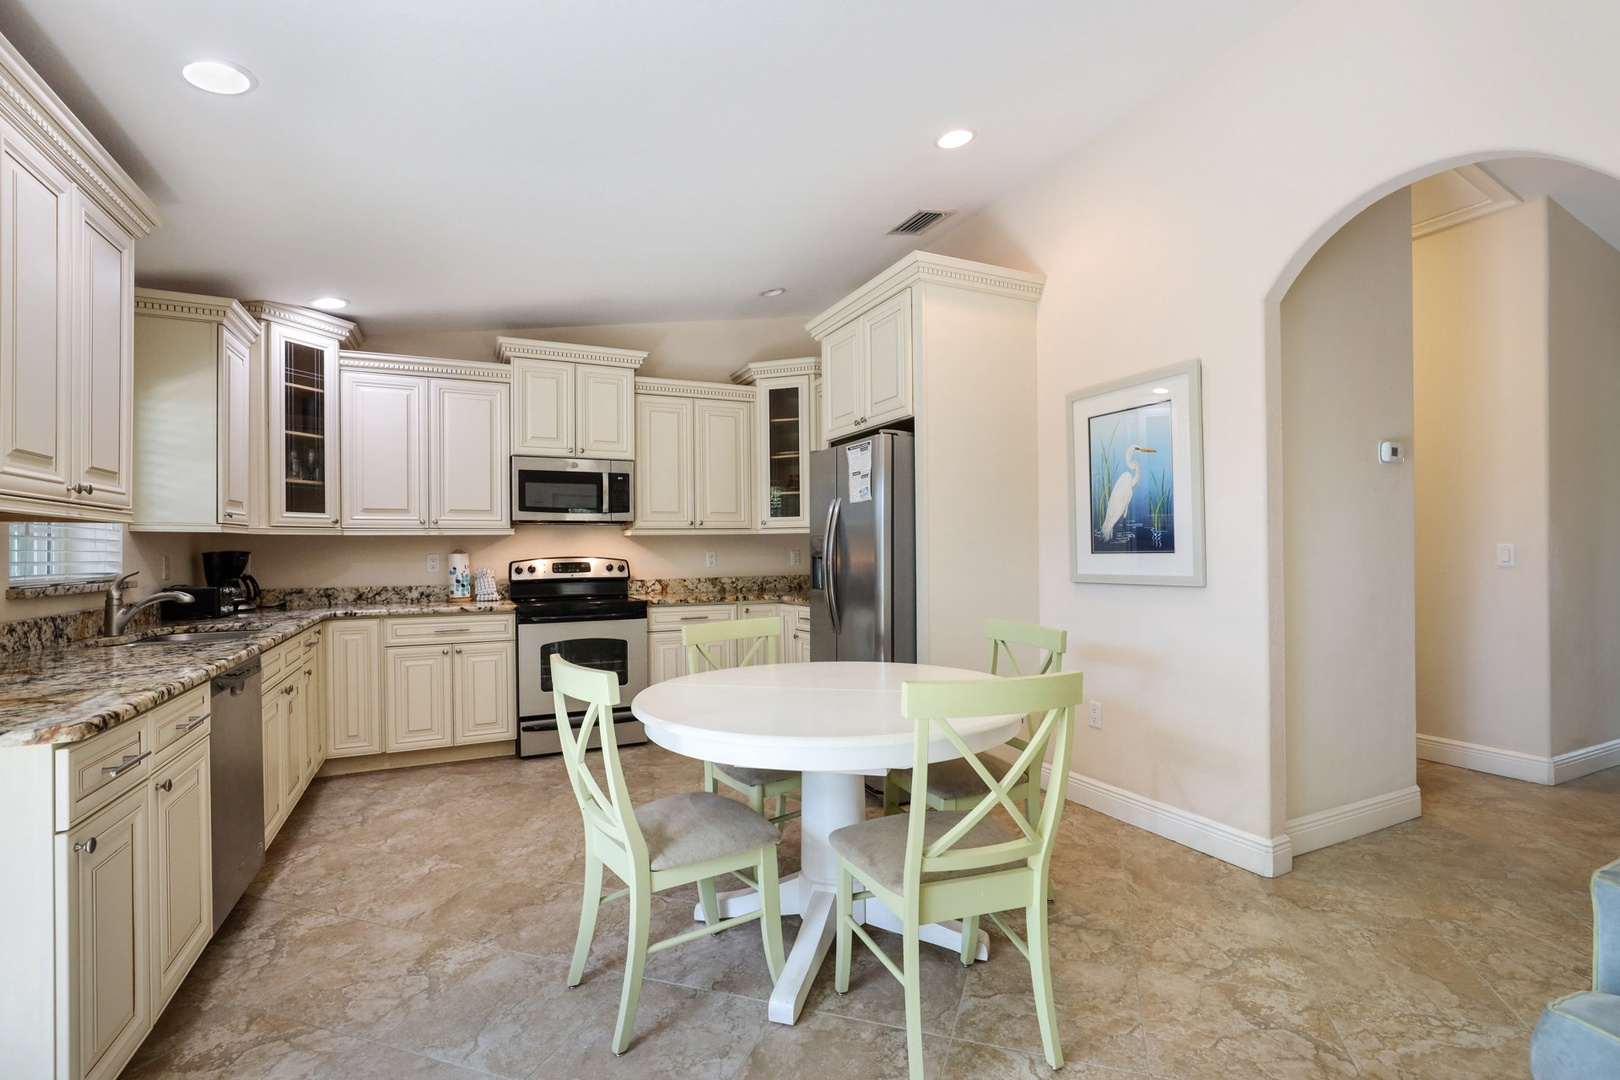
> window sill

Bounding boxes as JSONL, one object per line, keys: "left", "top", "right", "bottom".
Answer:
{"left": 6, "top": 577, "right": 116, "bottom": 601}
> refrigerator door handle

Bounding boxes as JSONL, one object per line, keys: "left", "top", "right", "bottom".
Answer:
{"left": 824, "top": 495, "right": 843, "bottom": 635}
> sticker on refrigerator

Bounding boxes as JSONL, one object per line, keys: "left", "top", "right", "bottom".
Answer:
{"left": 846, "top": 441, "right": 872, "bottom": 503}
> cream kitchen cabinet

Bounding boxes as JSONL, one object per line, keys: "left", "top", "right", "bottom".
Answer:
{"left": 149, "top": 735, "right": 211, "bottom": 1014}
{"left": 383, "top": 615, "right": 516, "bottom": 752}
{"left": 326, "top": 618, "right": 383, "bottom": 757}
{"left": 338, "top": 353, "right": 511, "bottom": 533}
{"left": 245, "top": 301, "right": 360, "bottom": 531}
{"left": 633, "top": 379, "right": 754, "bottom": 532}
{"left": 732, "top": 358, "right": 818, "bottom": 531}
{"left": 131, "top": 289, "right": 262, "bottom": 531}
{"left": 497, "top": 337, "right": 645, "bottom": 459}
{"left": 818, "top": 290, "right": 910, "bottom": 443}
{"left": 262, "top": 626, "right": 325, "bottom": 847}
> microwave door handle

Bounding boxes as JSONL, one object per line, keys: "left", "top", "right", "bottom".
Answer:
{"left": 824, "top": 496, "right": 842, "bottom": 635}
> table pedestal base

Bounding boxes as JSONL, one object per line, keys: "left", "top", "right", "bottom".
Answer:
{"left": 692, "top": 771, "right": 989, "bottom": 1024}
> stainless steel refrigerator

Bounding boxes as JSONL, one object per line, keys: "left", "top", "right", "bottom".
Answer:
{"left": 809, "top": 431, "right": 916, "bottom": 662}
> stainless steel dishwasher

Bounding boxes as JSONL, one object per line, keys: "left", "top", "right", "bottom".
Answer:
{"left": 211, "top": 656, "right": 265, "bottom": 931}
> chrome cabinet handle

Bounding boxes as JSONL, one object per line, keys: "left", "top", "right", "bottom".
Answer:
{"left": 283, "top": 683, "right": 296, "bottom": 695}
{"left": 101, "top": 750, "right": 152, "bottom": 778}
{"left": 304, "top": 639, "right": 319, "bottom": 649}
{"left": 175, "top": 715, "right": 207, "bottom": 734}
{"left": 74, "top": 838, "right": 97, "bottom": 854}
{"left": 432, "top": 627, "right": 471, "bottom": 634}
{"left": 156, "top": 778, "right": 173, "bottom": 792}
{"left": 441, "top": 647, "right": 450, "bottom": 655}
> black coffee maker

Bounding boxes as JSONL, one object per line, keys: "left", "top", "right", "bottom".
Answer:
{"left": 201, "top": 550, "right": 261, "bottom": 612}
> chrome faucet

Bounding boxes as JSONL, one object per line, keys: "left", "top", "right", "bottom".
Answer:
{"left": 104, "top": 571, "right": 195, "bottom": 637}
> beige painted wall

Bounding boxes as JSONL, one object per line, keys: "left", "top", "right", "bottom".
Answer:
{"left": 1413, "top": 200, "right": 1552, "bottom": 758}
{"left": 362, "top": 314, "right": 818, "bottom": 382}
{"left": 920, "top": 0, "right": 1620, "bottom": 861}
{"left": 1547, "top": 200, "right": 1620, "bottom": 757}
{"left": 0, "top": 528, "right": 195, "bottom": 626}
{"left": 1281, "top": 189, "right": 1416, "bottom": 823}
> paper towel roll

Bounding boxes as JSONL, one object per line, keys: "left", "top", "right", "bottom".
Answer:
{"left": 448, "top": 550, "right": 471, "bottom": 601}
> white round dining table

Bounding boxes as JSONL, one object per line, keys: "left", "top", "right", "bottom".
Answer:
{"left": 630, "top": 660, "right": 1023, "bottom": 1025}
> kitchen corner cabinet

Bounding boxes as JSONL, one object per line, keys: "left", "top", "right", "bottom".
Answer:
{"left": 338, "top": 352, "right": 511, "bottom": 534}
{"left": 383, "top": 615, "right": 516, "bottom": 752}
{"left": 634, "top": 378, "right": 754, "bottom": 532}
{"left": 131, "top": 289, "right": 262, "bottom": 531}
{"left": 244, "top": 301, "right": 359, "bottom": 531}
{"left": 732, "top": 358, "right": 818, "bottom": 531}
{"left": 497, "top": 337, "right": 645, "bottom": 459}
{"left": 326, "top": 618, "right": 383, "bottom": 756}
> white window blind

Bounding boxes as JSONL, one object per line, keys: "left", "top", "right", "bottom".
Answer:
{"left": 7, "top": 522, "right": 123, "bottom": 585}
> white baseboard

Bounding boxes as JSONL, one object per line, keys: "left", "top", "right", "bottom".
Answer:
{"left": 1415, "top": 733, "right": 1620, "bottom": 785}
{"left": 1552, "top": 738, "right": 1620, "bottom": 784}
{"left": 1285, "top": 785, "right": 1421, "bottom": 857}
{"left": 1044, "top": 762, "right": 1292, "bottom": 878}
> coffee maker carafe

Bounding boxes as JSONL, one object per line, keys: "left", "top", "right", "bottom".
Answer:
{"left": 201, "top": 550, "right": 260, "bottom": 612}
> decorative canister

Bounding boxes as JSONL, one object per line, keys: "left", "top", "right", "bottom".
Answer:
{"left": 448, "top": 550, "right": 471, "bottom": 602}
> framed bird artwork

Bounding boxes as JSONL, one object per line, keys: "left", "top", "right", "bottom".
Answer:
{"left": 1067, "top": 359, "right": 1206, "bottom": 585}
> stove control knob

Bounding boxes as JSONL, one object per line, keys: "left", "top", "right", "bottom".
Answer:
{"left": 528, "top": 563, "right": 538, "bottom": 574}
{"left": 512, "top": 566, "right": 523, "bottom": 576}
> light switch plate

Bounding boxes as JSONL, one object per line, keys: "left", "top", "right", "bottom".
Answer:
{"left": 1496, "top": 543, "right": 1516, "bottom": 568}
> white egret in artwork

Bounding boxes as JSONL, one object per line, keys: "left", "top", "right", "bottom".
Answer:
{"left": 1099, "top": 446, "right": 1157, "bottom": 542}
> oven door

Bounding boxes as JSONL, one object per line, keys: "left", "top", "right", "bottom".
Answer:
{"left": 510, "top": 456, "right": 633, "bottom": 523}
{"left": 516, "top": 616, "right": 649, "bottom": 756}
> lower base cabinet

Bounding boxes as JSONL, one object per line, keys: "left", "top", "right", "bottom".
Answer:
{"left": 150, "top": 737, "right": 212, "bottom": 1014}
{"left": 262, "top": 626, "right": 326, "bottom": 848}
{"left": 383, "top": 617, "right": 516, "bottom": 752}
{"left": 649, "top": 602, "right": 809, "bottom": 681}
{"left": 326, "top": 619, "right": 383, "bottom": 756}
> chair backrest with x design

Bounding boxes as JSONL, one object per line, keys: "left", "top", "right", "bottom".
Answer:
{"left": 984, "top": 619, "right": 1066, "bottom": 752}
{"left": 550, "top": 656, "right": 647, "bottom": 867}
{"left": 683, "top": 616, "right": 781, "bottom": 673}
{"left": 898, "top": 670, "right": 1083, "bottom": 897}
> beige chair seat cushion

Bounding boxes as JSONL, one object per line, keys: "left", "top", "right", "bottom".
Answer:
{"left": 829, "top": 810, "right": 1022, "bottom": 895}
{"left": 717, "top": 763, "right": 799, "bottom": 788}
{"left": 635, "top": 791, "right": 782, "bottom": 871}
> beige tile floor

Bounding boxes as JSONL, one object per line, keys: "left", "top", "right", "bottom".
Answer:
{"left": 122, "top": 752, "right": 1619, "bottom": 1079}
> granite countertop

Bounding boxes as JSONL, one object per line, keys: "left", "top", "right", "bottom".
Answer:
{"left": 637, "top": 594, "right": 809, "bottom": 606}
{"left": 0, "top": 602, "right": 515, "bottom": 750}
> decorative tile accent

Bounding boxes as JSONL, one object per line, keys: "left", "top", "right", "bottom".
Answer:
{"left": 632, "top": 575, "right": 809, "bottom": 604}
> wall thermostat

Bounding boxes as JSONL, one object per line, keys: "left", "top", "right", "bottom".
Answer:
{"left": 1378, "top": 440, "right": 1405, "bottom": 464}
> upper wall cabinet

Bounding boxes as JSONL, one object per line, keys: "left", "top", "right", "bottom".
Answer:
{"left": 497, "top": 337, "right": 645, "bottom": 460}
{"left": 732, "top": 357, "right": 819, "bottom": 532}
{"left": 130, "top": 290, "right": 262, "bottom": 532}
{"left": 634, "top": 377, "right": 753, "bottom": 533}
{"left": 338, "top": 352, "right": 511, "bottom": 534}
{"left": 243, "top": 302, "right": 360, "bottom": 532}
{"left": 0, "top": 36, "right": 159, "bottom": 522}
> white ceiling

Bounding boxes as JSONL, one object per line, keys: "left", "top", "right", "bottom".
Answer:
{"left": 0, "top": 0, "right": 1304, "bottom": 337}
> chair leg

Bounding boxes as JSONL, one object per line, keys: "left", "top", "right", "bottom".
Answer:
{"left": 697, "top": 877, "right": 720, "bottom": 927}
{"left": 902, "top": 919, "right": 925, "bottom": 1080}
{"left": 747, "top": 783, "right": 766, "bottom": 815}
{"left": 612, "top": 879, "right": 652, "bottom": 1056}
{"left": 882, "top": 773, "right": 904, "bottom": 816}
{"left": 1027, "top": 897, "right": 1063, "bottom": 1070}
{"left": 569, "top": 851, "right": 604, "bottom": 986}
{"left": 959, "top": 915, "right": 980, "bottom": 967}
{"left": 834, "top": 863, "right": 854, "bottom": 993}
{"left": 758, "top": 847, "right": 785, "bottom": 980}
{"left": 703, "top": 760, "right": 719, "bottom": 795}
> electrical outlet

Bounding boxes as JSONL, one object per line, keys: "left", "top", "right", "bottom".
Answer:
{"left": 426, "top": 553, "right": 440, "bottom": 574}
{"left": 1088, "top": 701, "right": 1103, "bottom": 729}
{"left": 789, "top": 549, "right": 801, "bottom": 567}
{"left": 705, "top": 550, "right": 717, "bottom": 569}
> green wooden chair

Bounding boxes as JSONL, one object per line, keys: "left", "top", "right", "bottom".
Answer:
{"left": 832, "top": 668, "right": 1084, "bottom": 1080}
{"left": 882, "top": 618, "right": 1067, "bottom": 818}
{"left": 683, "top": 617, "right": 802, "bottom": 826}
{"left": 550, "top": 656, "right": 786, "bottom": 1055}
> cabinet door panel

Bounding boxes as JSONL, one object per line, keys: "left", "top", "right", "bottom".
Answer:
{"left": 269, "top": 325, "right": 340, "bottom": 528}
{"left": 220, "top": 330, "right": 252, "bottom": 524}
{"left": 512, "top": 358, "right": 573, "bottom": 454}
{"left": 821, "top": 321, "right": 861, "bottom": 441}
{"left": 281, "top": 677, "right": 305, "bottom": 810}
{"left": 385, "top": 646, "right": 454, "bottom": 751}
{"left": 576, "top": 364, "right": 635, "bottom": 459}
{"left": 327, "top": 620, "right": 382, "bottom": 757}
{"left": 648, "top": 631, "right": 687, "bottom": 683}
{"left": 863, "top": 291, "right": 912, "bottom": 425}
{"left": 453, "top": 640, "right": 516, "bottom": 744}
{"left": 694, "top": 399, "right": 751, "bottom": 528}
{"left": 0, "top": 126, "right": 73, "bottom": 499}
{"left": 151, "top": 738, "right": 211, "bottom": 1013}
{"left": 341, "top": 371, "right": 424, "bottom": 527}
{"left": 260, "top": 690, "right": 285, "bottom": 846}
{"left": 634, "top": 395, "right": 693, "bottom": 527}
{"left": 75, "top": 200, "right": 134, "bottom": 508}
{"left": 65, "top": 787, "right": 148, "bottom": 1080}
{"left": 431, "top": 379, "right": 508, "bottom": 528}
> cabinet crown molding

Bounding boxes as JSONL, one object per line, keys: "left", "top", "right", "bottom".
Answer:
{"left": 134, "top": 287, "right": 262, "bottom": 344}
{"left": 339, "top": 351, "right": 512, "bottom": 382}
{"left": 0, "top": 32, "right": 159, "bottom": 236}
{"left": 495, "top": 336, "right": 648, "bottom": 369}
{"left": 730, "top": 356, "right": 820, "bottom": 385}
{"left": 805, "top": 251, "right": 1046, "bottom": 340}
{"left": 635, "top": 376, "right": 756, "bottom": 402}
{"left": 242, "top": 300, "right": 363, "bottom": 348}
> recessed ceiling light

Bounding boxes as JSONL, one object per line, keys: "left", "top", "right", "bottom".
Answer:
{"left": 935, "top": 128, "right": 974, "bottom": 150}
{"left": 309, "top": 297, "right": 348, "bottom": 311}
{"left": 181, "top": 60, "right": 255, "bottom": 96}
{"left": 759, "top": 287, "right": 786, "bottom": 298}
{"left": 1151, "top": 387, "right": 1171, "bottom": 395}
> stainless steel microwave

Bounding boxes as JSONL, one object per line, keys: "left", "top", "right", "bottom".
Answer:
{"left": 511, "top": 456, "right": 634, "bottom": 524}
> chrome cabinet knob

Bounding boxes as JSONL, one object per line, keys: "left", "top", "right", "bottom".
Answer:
{"left": 74, "top": 838, "right": 97, "bottom": 854}
{"left": 156, "top": 778, "right": 173, "bottom": 792}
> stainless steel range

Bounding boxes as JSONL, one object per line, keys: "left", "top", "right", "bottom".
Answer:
{"left": 512, "top": 556, "right": 649, "bottom": 757}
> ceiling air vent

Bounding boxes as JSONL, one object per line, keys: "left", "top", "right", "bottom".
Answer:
{"left": 888, "top": 210, "right": 953, "bottom": 236}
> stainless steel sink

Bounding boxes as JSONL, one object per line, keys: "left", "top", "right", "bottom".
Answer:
{"left": 120, "top": 630, "right": 263, "bottom": 647}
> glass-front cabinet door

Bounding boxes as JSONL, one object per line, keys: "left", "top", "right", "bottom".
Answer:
{"left": 733, "top": 358, "right": 818, "bottom": 532}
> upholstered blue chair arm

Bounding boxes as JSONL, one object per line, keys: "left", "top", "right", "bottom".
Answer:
{"left": 1531, "top": 992, "right": 1620, "bottom": 1078}
{"left": 1595, "top": 858, "right": 1620, "bottom": 994}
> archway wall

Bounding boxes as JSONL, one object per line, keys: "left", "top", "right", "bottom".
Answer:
{"left": 925, "top": 0, "right": 1620, "bottom": 868}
